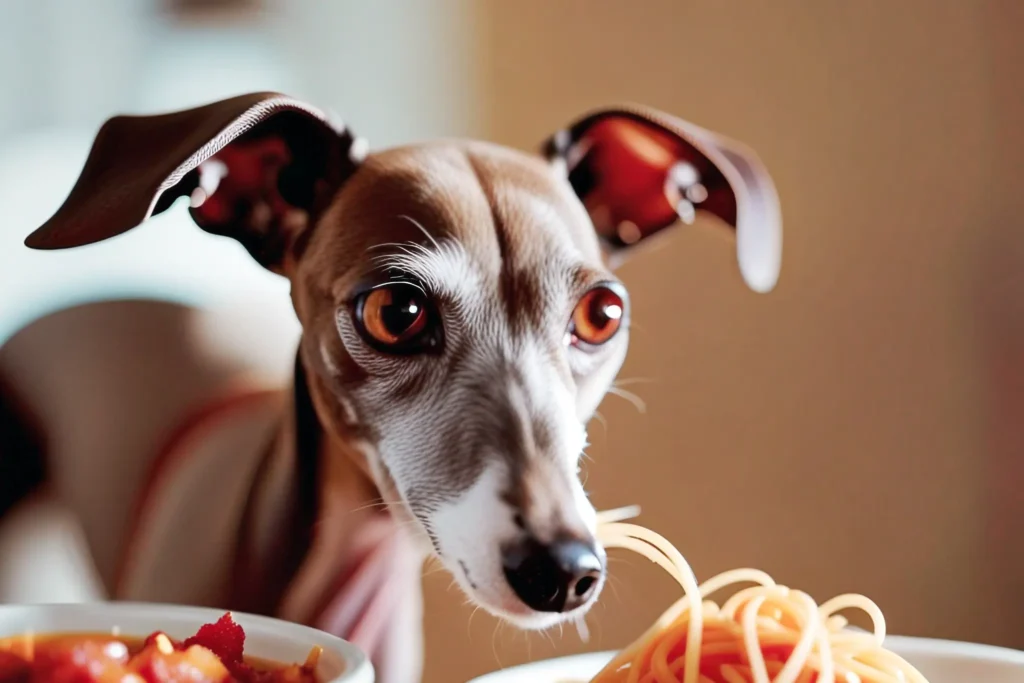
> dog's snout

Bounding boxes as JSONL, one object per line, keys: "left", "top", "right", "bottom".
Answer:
{"left": 502, "top": 537, "right": 603, "bottom": 613}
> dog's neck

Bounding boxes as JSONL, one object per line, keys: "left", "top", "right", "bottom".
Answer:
{"left": 230, "top": 348, "right": 390, "bottom": 619}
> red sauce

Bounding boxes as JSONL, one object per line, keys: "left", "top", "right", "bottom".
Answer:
{"left": 0, "top": 613, "right": 320, "bottom": 683}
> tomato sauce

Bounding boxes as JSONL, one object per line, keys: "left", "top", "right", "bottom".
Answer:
{"left": 0, "top": 613, "right": 321, "bottom": 683}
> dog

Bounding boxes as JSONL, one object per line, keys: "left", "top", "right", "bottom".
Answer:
{"left": 0, "top": 93, "right": 781, "bottom": 682}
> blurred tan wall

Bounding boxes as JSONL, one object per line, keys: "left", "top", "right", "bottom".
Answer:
{"left": 422, "top": 2, "right": 1024, "bottom": 681}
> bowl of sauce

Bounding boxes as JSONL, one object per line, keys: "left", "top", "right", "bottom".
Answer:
{"left": 0, "top": 602, "right": 373, "bottom": 682}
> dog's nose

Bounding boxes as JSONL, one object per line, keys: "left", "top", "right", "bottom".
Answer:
{"left": 502, "top": 537, "right": 603, "bottom": 613}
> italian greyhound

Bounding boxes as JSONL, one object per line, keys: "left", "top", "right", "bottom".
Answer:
{"left": 0, "top": 93, "right": 781, "bottom": 682}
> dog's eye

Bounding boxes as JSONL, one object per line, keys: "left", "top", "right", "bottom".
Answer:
{"left": 354, "top": 283, "right": 443, "bottom": 354}
{"left": 569, "top": 284, "right": 626, "bottom": 348}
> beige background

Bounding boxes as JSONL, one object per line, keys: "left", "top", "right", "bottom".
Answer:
{"left": 420, "top": 2, "right": 1024, "bottom": 681}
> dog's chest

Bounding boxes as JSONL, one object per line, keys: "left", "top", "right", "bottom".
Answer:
{"left": 115, "top": 385, "right": 287, "bottom": 604}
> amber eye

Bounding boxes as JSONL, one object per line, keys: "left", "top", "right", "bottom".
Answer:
{"left": 569, "top": 285, "right": 626, "bottom": 347}
{"left": 354, "top": 283, "right": 442, "bottom": 354}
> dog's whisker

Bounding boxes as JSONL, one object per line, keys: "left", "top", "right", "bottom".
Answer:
{"left": 467, "top": 604, "right": 484, "bottom": 639}
{"left": 374, "top": 249, "right": 424, "bottom": 270}
{"left": 366, "top": 241, "right": 419, "bottom": 254}
{"left": 422, "top": 568, "right": 448, "bottom": 582}
{"left": 603, "top": 563, "right": 625, "bottom": 602}
{"left": 345, "top": 499, "right": 388, "bottom": 515}
{"left": 369, "top": 242, "right": 426, "bottom": 264}
{"left": 421, "top": 562, "right": 449, "bottom": 579}
{"left": 367, "top": 239, "right": 430, "bottom": 253}
{"left": 491, "top": 621, "right": 504, "bottom": 669}
{"left": 544, "top": 625, "right": 557, "bottom": 649}
{"left": 605, "top": 385, "right": 647, "bottom": 414}
{"left": 397, "top": 215, "right": 441, "bottom": 250}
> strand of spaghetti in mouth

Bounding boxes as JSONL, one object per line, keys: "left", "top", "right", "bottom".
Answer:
{"left": 585, "top": 514, "right": 930, "bottom": 683}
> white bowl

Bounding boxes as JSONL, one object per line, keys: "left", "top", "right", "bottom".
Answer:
{"left": 0, "top": 602, "right": 373, "bottom": 683}
{"left": 468, "top": 636, "right": 1024, "bottom": 682}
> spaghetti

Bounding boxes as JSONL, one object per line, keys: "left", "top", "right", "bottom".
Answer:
{"left": 588, "top": 515, "right": 930, "bottom": 683}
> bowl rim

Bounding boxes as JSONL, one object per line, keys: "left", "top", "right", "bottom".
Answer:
{"left": 883, "top": 634, "right": 1024, "bottom": 663}
{"left": 466, "top": 635, "right": 1024, "bottom": 682}
{"left": 0, "top": 602, "right": 374, "bottom": 683}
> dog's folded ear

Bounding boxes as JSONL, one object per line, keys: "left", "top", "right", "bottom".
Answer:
{"left": 542, "top": 106, "right": 782, "bottom": 293}
{"left": 24, "top": 93, "right": 364, "bottom": 273}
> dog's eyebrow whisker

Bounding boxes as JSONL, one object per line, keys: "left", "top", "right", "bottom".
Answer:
{"left": 366, "top": 242, "right": 438, "bottom": 282}
{"left": 370, "top": 278, "right": 426, "bottom": 296}
{"left": 367, "top": 239, "right": 431, "bottom": 253}
{"left": 400, "top": 241, "right": 432, "bottom": 260}
{"left": 370, "top": 243, "right": 423, "bottom": 263}
{"left": 369, "top": 238, "right": 433, "bottom": 259}
{"left": 397, "top": 214, "right": 441, "bottom": 250}
{"left": 370, "top": 238, "right": 480, "bottom": 303}
{"left": 605, "top": 385, "right": 648, "bottom": 414}
{"left": 372, "top": 247, "right": 431, "bottom": 271}
{"left": 366, "top": 241, "right": 419, "bottom": 253}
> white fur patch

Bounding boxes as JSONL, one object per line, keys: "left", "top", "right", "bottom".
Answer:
{"left": 428, "top": 463, "right": 567, "bottom": 627}
{"left": 371, "top": 238, "right": 483, "bottom": 315}
{"left": 431, "top": 463, "right": 515, "bottom": 586}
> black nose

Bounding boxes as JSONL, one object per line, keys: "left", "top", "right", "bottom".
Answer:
{"left": 502, "top": 537, "right": 603, "bottom": 613}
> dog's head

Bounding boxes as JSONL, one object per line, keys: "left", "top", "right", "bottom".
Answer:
{"left": 25, "top": 94, "right": 781, "bottom": 628}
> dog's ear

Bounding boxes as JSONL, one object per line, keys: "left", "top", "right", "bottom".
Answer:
{"left": 24, "top": 93, "right": 364, "bottom": 274}
{"left": 542, "top": 106, "right": 782, "bottom": 293}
